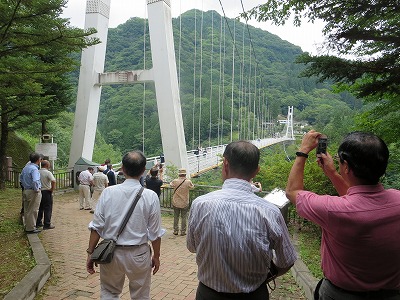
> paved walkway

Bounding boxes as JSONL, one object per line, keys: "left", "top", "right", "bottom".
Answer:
{"left": 37, "top": 191, "right": 307, "bottom": 299}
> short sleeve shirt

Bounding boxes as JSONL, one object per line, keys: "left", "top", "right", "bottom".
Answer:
{"left": 296, "top": 184, "right": 400, "bottom": 291}
{"left": 39, "top": 168, "right": 56, "bottom": 191}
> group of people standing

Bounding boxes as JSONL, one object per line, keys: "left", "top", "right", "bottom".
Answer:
{"left": 84, "top": 130, "right": 399, "bottom": 300}
{"left": 77, "top": 160, "right": 119, "bottom": 213}
{"left": 20, "top": 153, "right": 56, "bottom": 233}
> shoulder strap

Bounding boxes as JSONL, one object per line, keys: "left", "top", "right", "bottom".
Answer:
{"left": 116, "top": 186, "right": 144, "bottom": 240}
{"left": 173, "top": 178, "right": 186, "bottom": 195}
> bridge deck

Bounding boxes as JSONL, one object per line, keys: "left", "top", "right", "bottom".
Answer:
{"left": 187, "top": 137, "right": 293, "bottom": 177}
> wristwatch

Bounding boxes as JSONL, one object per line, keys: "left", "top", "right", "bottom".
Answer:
{"left": 295, "top": 151, "right": 309, "bottom": 158}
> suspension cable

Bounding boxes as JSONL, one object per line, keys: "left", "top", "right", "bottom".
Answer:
{"left": 221, "top": 17, "right": 226, "bottom": 144}
{"left": 230, "top": 18, "right": 236, "bottom": 142}
{"left": 178, "top": 0, "right": 182, "bottom": 88}
{"left": 217, "top": 13, "right": 223, "bottom": 147}
{"left": 192, "top": 8, "right": 197, "bottom": 149}
{"left": 198, "top": 2, "right": 204, "bottom": 148}
{"left": 142, "top": 3, "right": 147, "bottom": 153}
{"left": 208, "top": 10, "right": 214, "bottom": 147}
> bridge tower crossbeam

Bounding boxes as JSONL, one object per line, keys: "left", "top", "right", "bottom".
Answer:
{"left": 68, "top": 0, "right": 189, "bottom": 174}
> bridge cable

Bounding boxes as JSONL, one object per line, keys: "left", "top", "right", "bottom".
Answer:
{"left": 230, "top": 18, "right": 236, "bottom": 142}
{"left": 197, "top": 3, "right": 204, "bottom": 148}
{"left": 192, "top": 8, "right": 197, "bottom": 149}
{"left": 240, "top": 0, "right": 268, "bottom": 140}
{"left": 221, "top": 18, "right": 226, "bottom": 145}
{"left": 217, "top": 13, "right": 223, "bottom": 147}
{"left": 218, "top": 1, "right": 261, "bottom": 142}
{"left": 178, "top": 0, "right": 182, "bottom": 89}
{"left": 142, "top": 3, "right": 147, "bottom": 153}
{"left": 208, "top": 10, "right": 214, "bottom": 148}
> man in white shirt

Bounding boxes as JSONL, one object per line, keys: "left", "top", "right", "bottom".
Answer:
{"left": 78, "top": 167, "right": 94, "bottom": 210}
{"left": 86, "top": 151, "right": 165, "bottom": 299}
{"left": 36, "top": 160, "right": 56, "bottom": 229}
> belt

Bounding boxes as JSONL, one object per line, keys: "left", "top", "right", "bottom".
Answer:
{"left": 115, "top": 244, "right": 146, "bottom": 247}
{"left": 326, "top": 279, "right": 400, "bottom": 297}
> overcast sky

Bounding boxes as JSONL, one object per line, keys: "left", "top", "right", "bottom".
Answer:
{"left": 62, "top": 0, "right": 325, "bottom": 54}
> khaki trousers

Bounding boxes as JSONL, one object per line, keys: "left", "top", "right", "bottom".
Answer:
{"left": 78, "top": 184, "right": 92, "bottom": 209}
{"left": 91, "top": 189, "right": 104, "bottom": 211}
{"left": 100, "top": 244, "right": 151, "bottom": 299}
{"left": 23, "top": 189, "right": 42, "bottom": 231}
{"left": 173, "top": 206, "right": 188, "bottom": 233}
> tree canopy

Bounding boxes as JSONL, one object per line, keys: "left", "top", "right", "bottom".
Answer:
{"left": 0, "top": 0, "right": 98, "bottom": 188}
{"left": 245, "top": 0, "right": 400, "bottom": 142}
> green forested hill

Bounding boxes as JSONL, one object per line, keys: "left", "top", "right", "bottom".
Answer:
{"left": 95, "top": 9, "right": 357, "bottom": 157}
{"left": 15, "top": 9, "right": 358, "bottom": 168}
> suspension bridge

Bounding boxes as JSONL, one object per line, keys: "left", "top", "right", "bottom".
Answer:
{"left": 68, "top": 0, "right": 296, "bottom": 177}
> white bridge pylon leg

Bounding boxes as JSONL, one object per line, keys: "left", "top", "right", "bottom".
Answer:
{"left": 68, "top": 0, "right": 189, "bottom": 174}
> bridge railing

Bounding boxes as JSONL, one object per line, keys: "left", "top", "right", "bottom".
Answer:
{"left": 5, "top": 169, "right": 294, "bottom": 223}
{"left": 159, "top": 184, "right": 225, "bottom": 209}
{"left": 5, "top": 168, "right": 74, "bottom": 190}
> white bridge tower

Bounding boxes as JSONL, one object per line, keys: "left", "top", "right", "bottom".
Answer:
{"left": 285, "top": 106, "right": 294, "bottom": 140}
{"left": 68, "top": 0, "right": 189, "bottom": 172}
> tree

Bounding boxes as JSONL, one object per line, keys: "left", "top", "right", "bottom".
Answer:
{"left": 245, "top": 1, "right": 400, "bottom": 142}
{"left": 0, "top": 0, "right": 99, "bottom": 189}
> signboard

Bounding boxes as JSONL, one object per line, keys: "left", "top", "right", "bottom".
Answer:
{"left": 35, "top": 143, "right": 57, "bottom": 160}
{"left": 263, "top": 188, "right": 290, "bottom": 209}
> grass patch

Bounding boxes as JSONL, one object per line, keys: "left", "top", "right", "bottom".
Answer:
{"left": 292, "top": 220, "right": 324, "bottom": 279}
{"left": 0, "top": 188, "right": 36, "bottom": 298}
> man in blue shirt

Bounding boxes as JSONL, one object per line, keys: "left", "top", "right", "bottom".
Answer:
{"left": 20, "top": 152, "right": 42, "bottom": 234}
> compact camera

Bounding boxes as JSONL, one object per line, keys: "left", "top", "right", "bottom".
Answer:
{"left": 316, "top": 135, "right": 328, "bottom": 155}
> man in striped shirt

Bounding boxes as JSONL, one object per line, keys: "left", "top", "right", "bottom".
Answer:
{"left": 187, "top": 140, "right": 297, "bottom": 300}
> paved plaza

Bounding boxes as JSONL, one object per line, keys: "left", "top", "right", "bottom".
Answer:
{"left": 37, "top": 191, "right": 306, "bottom": 299}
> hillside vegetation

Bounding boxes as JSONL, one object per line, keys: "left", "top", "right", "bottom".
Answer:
{"left": 16, "top": 10, "right": 358, "bottom": 167}
{"left": 95, "top": 10, "right": 358, "bottom": 157}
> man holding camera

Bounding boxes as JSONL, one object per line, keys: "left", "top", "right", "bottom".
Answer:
{"left": 286, "top": 130, "right": 400, "bottom": 299}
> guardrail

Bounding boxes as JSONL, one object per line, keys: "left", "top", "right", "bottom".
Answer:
{"left": 5, "top": 169, "right": 74, "bottom": 190}
{"left": 5, "top": 169, "right": 294, "bottom": 222}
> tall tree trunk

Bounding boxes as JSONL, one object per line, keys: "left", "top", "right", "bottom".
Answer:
{"left": 0, "top": 104, "right": 9, "bottom": 190}
{"left": 41, "top": 119, "right": 47, "bottom": 135}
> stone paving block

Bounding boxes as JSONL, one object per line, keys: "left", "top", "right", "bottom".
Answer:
{"left": 32, "top": 191, "right": 310, "bottom": 300}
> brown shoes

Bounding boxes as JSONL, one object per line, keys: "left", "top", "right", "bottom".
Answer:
{"left": 43, "top": 225, "right": 55, "bottom": 230}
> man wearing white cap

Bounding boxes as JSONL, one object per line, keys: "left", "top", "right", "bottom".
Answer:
{"left": 170, "top": 168, "right": 194, "bottom": 236}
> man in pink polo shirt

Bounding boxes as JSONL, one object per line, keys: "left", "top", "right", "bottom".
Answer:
{"left": 286, "top": 130, "right": 400, "bottom": 299}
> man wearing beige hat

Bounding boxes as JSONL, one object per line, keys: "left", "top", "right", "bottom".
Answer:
{"left": 170, "top": 168, "right": 194, "bottom": 236}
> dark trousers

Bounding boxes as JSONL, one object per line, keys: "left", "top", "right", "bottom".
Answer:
{"left": 318, "top": 279, "right": 400, "bottom": 300}
{"left": 196, "top": 281, "right": 269, "bottom": 300}
{"left": 37, "top": 190, "right": 53, "bottom": 227}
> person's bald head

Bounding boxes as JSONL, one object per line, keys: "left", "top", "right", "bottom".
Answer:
{"left": 41, "top": 160, "right": 50, "bottom": 169}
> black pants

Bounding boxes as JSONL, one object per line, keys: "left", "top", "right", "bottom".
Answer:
{"left": 37, "top": 190, "right": 53, "bottom": 227}
{"left": 318, "top": 279, "right": 400, "bottom": 300}
{"left": 196, "top": 281, "right": 269, "bottom": 300}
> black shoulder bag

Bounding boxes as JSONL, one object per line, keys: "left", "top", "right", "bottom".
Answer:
{"left": 91, "top": 187, "right": 144, "bottom": 264}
